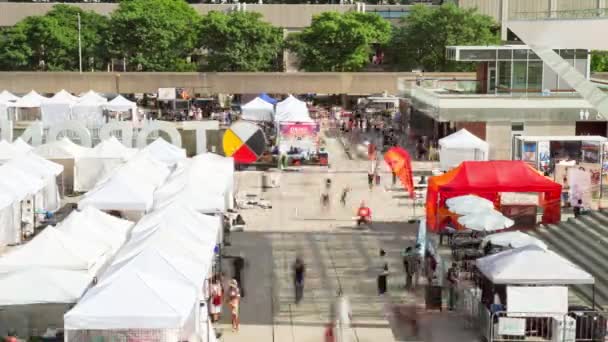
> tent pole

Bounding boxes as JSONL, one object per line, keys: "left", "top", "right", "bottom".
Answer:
{"left": 593, "top": 285, "right": 596, "bottom": 310}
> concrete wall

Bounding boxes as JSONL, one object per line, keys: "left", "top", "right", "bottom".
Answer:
{"left": 485, "top": 120, "right": 576, "bottom": 160}
{"left": 0, "top": 71, "right": 475, "bottom": 95}
{"left": 0, "top": 3, "right": 419, "bottom": 28}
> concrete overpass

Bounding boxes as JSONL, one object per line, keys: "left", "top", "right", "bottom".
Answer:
{"left": 0, "top": 72, "right": 475, "bottom": 95}
{"left": 0, "top": 2, "right": 422, "bottom": 29}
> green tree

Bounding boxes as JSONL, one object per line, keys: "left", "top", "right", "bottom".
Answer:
{"left": 286, "top": 12, "right": 392, "bottom": 72}
{"left": 591, "top": 51, "right": 608, "bottom": 72}
{"left": 198, "top": 11, "right": 283, "bottom": 71}
{"left": 108, "top": 0, "right": 200, "bottom": 71}
{"left": 389, "top": 3, "right": 499, "bottom": 72}
{"left": 0, "top": 4, "right": 109, "bottom": 71}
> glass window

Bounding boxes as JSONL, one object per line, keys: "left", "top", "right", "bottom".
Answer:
{"left": 498, "top": 49, "right": 512, "bottom": 60}
{"left": 575, "top": 50, "right": 588, "bottom": 59}
{"left": 511, "top": 122, "right": 524, "bottom": 131}
{"left": 498, "top": 61, "right": 511, "bottom": 92}
{"left": 559, "top": 49, "right": 576, "bottom": 59}
{"left": 459, "top": 49, "right": 498, "bottom": 61}
{"left": 512, "top": 61, "right": 527, "bottom": 90}
{"left": 513, "top": 49, "right": 528, "bottom": 60}
{"left": 528, "top": 51, "right": 541, "bottom": 60}
{"left": 528, "top": 61, "right": 543, "bottom": 91}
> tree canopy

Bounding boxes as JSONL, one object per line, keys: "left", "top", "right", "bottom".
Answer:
{"left": 286, "top": 12, "right": 391, "bottom": 72}
{"left": 108, "top": 0, "right": 200, "bottom": 71}
{"left": 591, "top": 51, "right": 608, "bottom": 73}
{"left": 0, "top": 5, "right": 109, "bottom": 71}
{"left": 198, "top": 11, "right": 283, "bottom": 72}
{"left": 389, "top": 3, "right": 499, "bottom": 72}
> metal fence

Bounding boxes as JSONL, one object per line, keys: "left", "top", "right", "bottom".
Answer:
{"left": 513, "top": 8, "right": 608, "bottom": 20}
{"left": 455, "top": 289, "right": 608, "bottom": 342}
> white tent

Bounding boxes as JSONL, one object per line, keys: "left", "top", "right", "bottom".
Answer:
{"left": 241, "top": 97, "right": 274, "bottom": 122}
{"left": 0, "top": 193, "right": 17, "bottom": 249}
{"left": 0, "top": 227, "right": 107, "bottom": 273}
{"left": 41, "top": 90, "right": 78, "bottom": 126}
{"left": 34, "top": 137, "right": 90, "bottom": 159}
{"left": 0, "top": 101, "right": 7, "bottom": 121}
{"left": 64, "top": 271, "right": 198, "bottom": 331}
{"left": 11, "top": 138, "right": 32, "bottom": 153}
{"left": 476, "top": 245, "right": 595, "bottom": 285}
{"left": 0, "top": 140, "right": 23, "bottom": 163}
{"left": 481, "top": 231, "right": 548, "bottom": 250}
{"left": 0, "top": 268, "right": 92, "bottom": 305}
{"left": 72, "top": 91, "right": 107, "bottom": 125}
{"left": 457, "top": 209, "right": 514, "bottom": 232}
{"left": 74, "top": 137, "right": 138, "bottom": 192}
{"left": 104, "top": 95, "right": 137, "bottom": 119}
{"left": 10, "top": 91, "right": 47, "bottom": 121}
{"left": 438, "top": 129, "right": 489, "bottom": 171}
{"left": 275, "top": 95, "right": 313, "bottom": 123}
{"left": 12, "top": 90, "right": 46, "bottom": 108}
{"left": 143, "top": 138, "right": 187, "bottom": 166}
{"left": 5, "top": 154, "right": 63, "bottom": 211}
{"left": 0, "top": 90, "right": 19, "bottom": 103}
{"left": 446, "top": 195, "right": 494, "bottom": 215}
{"left": 57, "top": 207, "right": 133, "bottom": 251}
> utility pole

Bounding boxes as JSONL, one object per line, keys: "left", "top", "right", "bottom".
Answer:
{"left": 78, "top": 13, "right": 82, "bottom": 74}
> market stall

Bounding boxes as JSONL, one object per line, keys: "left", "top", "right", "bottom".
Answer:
{"left": 34, "top": 137, "right": 91, "bottom": 194}
{"left": 71, "top": 90, "right": 107, "bottom": 126}
{"left": 9, "top": 90, "right": 46, "bottom": 121}
{"left": 426, "top": 161, "right": 562, "bottom": 232}
{"left": 104, "top": 94, "right": 137, "bottom": 121}
{"left": 41, "top": 89, "right": 79, "bottom": 126}
{"left": 143, "top": 137, "right": 187, "bottom": 166}
{"left": 275, "top": 95, "right": 313, "bottom": 123}
{"left": 438, "top": 129, "right": 489, "bottom": 171}
{"left": 241, "top": 96, "right": 274, "bottom": 122}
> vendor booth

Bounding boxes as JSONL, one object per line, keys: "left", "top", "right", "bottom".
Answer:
{"left": 426, "top": 161, "right": 562, "bottom": 232}
{"left": 241, "top": 97, "right": 274, "bottom": 122}
{"left": 41, "top": 89, "right": 79, "bottom": 126}
{"left": 275, "top": 95, "right": 313, "bottom": 123}
{"left": 9, "top": 90, "right": 46, "bottom": 121}
{"left": 143, "top": 138, "right": 187, "bottom": 167}
{"left": 104, "top": 95, "right": 137, "bottom": 121}
{"left": 438, "top": 129, "right": 489, "bottom": 171}
{"left": 71, "top": 91, "right": 107, "bottom": 126}
{"left": 34, "top": 137, "right": 91, "bottom": 194}
{"left": 259, "top": 93, "right": 278, "bottom": 105}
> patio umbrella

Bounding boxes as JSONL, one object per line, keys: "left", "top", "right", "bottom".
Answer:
{"left": 457, "top": 209, "right": 514, "bottom": 232}
{"left": 446, "top": 195, "right": 494, "bottom": 215}
{"left": 481, "top": 231, "right": 547, "bottom": 250}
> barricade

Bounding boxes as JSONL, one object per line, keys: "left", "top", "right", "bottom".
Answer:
{"left": 489, "top": 310, "right": 607, "bottom": 342}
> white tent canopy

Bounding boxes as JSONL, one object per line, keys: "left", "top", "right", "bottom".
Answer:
{"left": 41, "top": 90, "right": 78, "bottom": 126}
{"left": 457, "top": 209, "right": 514, "bottom": 232}
{"left": 64, "top": 271, "right": 197, "bottom": 330}
{"left": 72, "top": 91, "right": 107, "bottom": 125}
{"left": 88, "top": 136, "right": 137, "bottom": 159}
{"left": 143, "top": 138, "right": 187, "bottom": 166}
{"left": 481, "top": 231, "right": 548, "bottom": 250}
{"left": 34, "top": 137, "right": 90, "bottom": 159}
{"left": 12, "top": 138, "right": 32, "bottom": 153}
{"left": 275, "top": 95, "right": 313, "bottom": 123}
{"left": 476, "top": 245, "right": 595, "bottom": 285}
{"left": 241, "top": 97, "right": 274, "bottom": 122}
{"left": 0, "top": 140, "right": 23, "bottom": 163}
{"left": 5, "top": 154, "right": 63, "bottom": 211}
{"left": 0, "top": 227, "right": 107, "bottom": 273}
{"left": 446, "top": 195, "right": 494, "bottom": 215}
{"left": 0, "top": 90, "right": 19, "bottom": 103}
{"left": 57, "top": 207, "right": 133, "bottom": 251}
{"left": 104, "top": 95, "right": 137, "bottom": 114}
{"left": 0, "top": 268, "right": 92, "bottom": 305}
{"left": 12, "top": 90, "right": 46, "bottom": 108}
{"left": 52, "top": 89, "right": 79, "bottom": 103}
{"left": 438, "top": 129, "right": 489, "bottom": 170}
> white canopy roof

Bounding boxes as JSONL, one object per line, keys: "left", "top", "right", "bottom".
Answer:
{"left": 12, "top": 90, "right": 46, "bottom": 108}
{"left": 457, "top": 209, "right": 515, "bottom": 232}
{"left": 64, "top": 271, "right": 197, "bottom": 329}
{"left": 72, "top": 91, "right": 107, "bottom": 124}
{"left": 11, "top": 138, "right": 32, "bottom": 153}
{"left": 142, "top": 138, "right": 187, "bottom": 166}
{"left": 275, "top": 95, "right": 313, "bottom": 123}
{"left": 87, "top": 136, "right": 138, "bottom": 159}
{"left": 476, "top": 245, "right": 595, "bottom": 285}
{"left": 105, "top": 95, "right": 136, "bottom": 113}
{"left": 446, "top": 195, "right": 494, "bottom": 215}
{"left": 0, "top": 90, "right": 19, "bottom": 102}
{"left": 439, "top": 129, "right": 489, "bottom": 151}
{"left": 6, "top": 154, "right": 64, "bottom": 177}
{"left": 0, "top": 227, "right": 106, "bottom": 273}
{"left": 241, "top": 97, "right": 274, "bottom": 121}
{"left": 34, "top": 137, "right": 91, "bottom": 159}
{"left": 0, "top": 165, "right": 45, "bottom": 200}
{"left": 57, "top": 207, "right": 133, "bottom": 251}
{"left": 0, "top": 268, "right": 92, "bottom": 305}
{"left": 481, "top": 231, "right": 548, "bottom": 250}
{"left": 49, "top": 89, "right": 79, "bottom": 104}
{"left": 78, "top": 90, "right": 106, "bottom": 103}
{"left": 0, "top": 140, "right": 22, "bottom": 162}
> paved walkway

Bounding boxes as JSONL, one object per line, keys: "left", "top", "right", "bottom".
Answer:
{"left": 217, "top": 131, "right": 479, "bottom": 342}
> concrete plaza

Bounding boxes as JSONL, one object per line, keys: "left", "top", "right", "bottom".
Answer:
{"left": 218, "top": 134, "right": 480, "bottom": 342}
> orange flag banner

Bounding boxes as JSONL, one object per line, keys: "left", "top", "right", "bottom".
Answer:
{"left": 384, "top": 147, "right": 414, "bottom": 198}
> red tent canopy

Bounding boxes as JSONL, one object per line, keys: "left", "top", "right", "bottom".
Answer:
{"left": 426, "top": 161, "right": 562, "bottom": 232}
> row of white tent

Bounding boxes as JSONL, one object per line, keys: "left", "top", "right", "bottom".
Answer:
{"left": 241, "top": 95, "right": 313, "bottom": 123}
{"left": 0, "top": 207, "right": 133, "bottom": 337}
{"left": 0, "top": 136, "right": 187, "bottom": 192}
{"left": 0, "top": 90, "right": 137, "bottom": 125}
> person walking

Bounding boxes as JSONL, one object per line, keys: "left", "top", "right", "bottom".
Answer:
{"left": 447, "top": 262, "right": 460, "bottom": 311}
{"left": 233, "top": 253, "right": 246, "bottom": 298}
{"left": 402, "top": 247, "right": 413, "bottom": 289}
{"left": 227, "top": 279, "right": 241, "bottom": 332}
{"left": 209, "top": 275, "right": 223, "bottom": 322}
{"left": 293, "top": 256, "right": 306, "bottom": 304}
{"left": 340, "top": 187, "right": 350, "bottom": 207}
{"left": 377, "top": 249, "right": 389, "bottom": 295}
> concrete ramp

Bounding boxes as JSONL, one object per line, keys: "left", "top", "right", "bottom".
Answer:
{"left": 508, "top": 18, "right": 608, "bottom": 50}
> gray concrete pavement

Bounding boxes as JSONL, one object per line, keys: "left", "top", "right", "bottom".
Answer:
{"left": 217, "top": 131, "right": 479, "bottom": 342}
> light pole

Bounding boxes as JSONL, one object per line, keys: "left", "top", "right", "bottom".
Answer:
{"left": 78, "top": 13, "right": 82, "bottom": 73}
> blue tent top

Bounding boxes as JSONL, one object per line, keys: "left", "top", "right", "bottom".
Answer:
{"left": 259, "top": 93, "right": 277, "bottom": 105}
